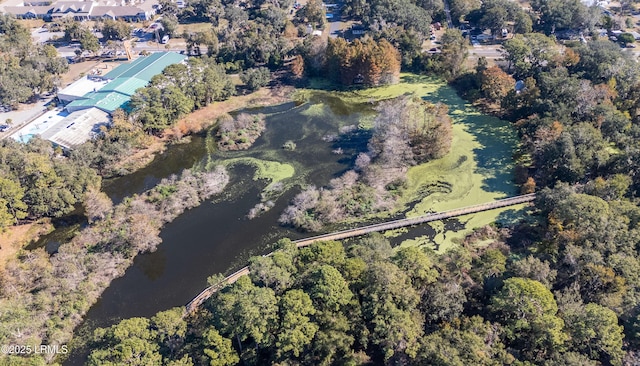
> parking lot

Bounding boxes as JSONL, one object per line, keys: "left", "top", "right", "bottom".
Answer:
{"left": 0, "top": 99, "right": 52, "bottom": 140}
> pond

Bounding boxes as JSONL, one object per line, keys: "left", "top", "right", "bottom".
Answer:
{"left": 63, "top": 76, "right": 521, "bottom": 364}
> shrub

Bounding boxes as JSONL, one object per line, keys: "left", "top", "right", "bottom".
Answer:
{"left": 240, "top": 67, "right": 271, "bottom": 91}
{"left": 282, "top": 140, "right": 297, "bottom": 150}
{"left": 618, "top": 33, "right": 635, "bottom": 45}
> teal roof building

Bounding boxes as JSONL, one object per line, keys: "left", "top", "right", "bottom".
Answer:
{"left": 66, "top": 52, "right": 187, "bottom": 114}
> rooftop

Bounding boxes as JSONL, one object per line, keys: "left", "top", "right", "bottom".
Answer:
{"left": 41, "top": 107, "right": 110, "bottom": 149}
{"left": 10, "top": 108, "right": 69, "bottom": 144}
{"left": 102, "top": 52, "right": 187, "bottom": 81}
{"left": 66, "top": 90, "right": 132, "bottom": 113}
{"left": 57, "top": 76, "right": 110, "bottom": 101}
{"left": 2, "top": 0, "right": 159, "bottom": 19}
{"left": 65, "top": 52, "right": 187, "bottom": 113}
{"left": 98, "top": 77, "right": 149, "bottom": 96}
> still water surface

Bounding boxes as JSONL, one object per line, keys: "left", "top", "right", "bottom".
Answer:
{"left": 63, "top": 84, "right": 519, "bottom": 363}
{"left": 64, "top": 94, "right": 374, "bottom": 364}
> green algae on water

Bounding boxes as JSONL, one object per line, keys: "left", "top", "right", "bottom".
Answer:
{"left": 220, "top": 157, "right": 295, "bottom": 190}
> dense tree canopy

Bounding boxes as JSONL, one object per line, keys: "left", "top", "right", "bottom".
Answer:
{"left": 344, "top": 0, "right": 437, "bottom": 36}
{"left": 0, "top": 138, "right": 100, "bottom": 227}
{"left": 436, "top": 29, "right": 468, "bottom": 80}
{"left": 130, "top": 57, "right": 234, "bottom": 134}
{"left": 530, "top": 0, "right": 600, "bottom": 33}
{"left": 101, "top": 19, "right": 131, "bottom": 41}
{"left": 0, "top": 15, "right": 68, "bottom": 106}
{"left": 240, "top": 67, "right": 271, "bottom": 91}
{"left": 83, "top": 219, "right": 632, "bottom": 365}
{"left": 325, "top": 38, "right": 401, "bottom": 86}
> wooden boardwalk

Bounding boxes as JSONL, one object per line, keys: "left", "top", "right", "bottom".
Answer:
{"left": 185, "top": 193, "right": 535, "bottom": 313}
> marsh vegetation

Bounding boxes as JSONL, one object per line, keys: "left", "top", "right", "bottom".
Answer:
{"left": 216, "top": 113, "right": 266, "bottom": 151}
{"left": 279, "top": 95, "right": 453, "bottom": 231}
{"left": 0, "top": 166, "right": 229, "bottom": 363}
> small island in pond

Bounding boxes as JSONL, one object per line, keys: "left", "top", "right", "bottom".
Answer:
{"left": 216, "top": 113, "right": 266, "bottom": 151}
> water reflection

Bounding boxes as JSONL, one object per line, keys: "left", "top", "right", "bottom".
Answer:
{"left": 137, "top": 247, "right": 167, "bottom": 281}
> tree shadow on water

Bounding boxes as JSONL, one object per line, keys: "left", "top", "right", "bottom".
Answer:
{"left": 424, "top": 85, "right": 519, "bottom": 195}
{"left": 326, "top": 129, "right": 373, "bottom": 178}
{"left": 495, "top": 206, "right": 533, "bottom": 227}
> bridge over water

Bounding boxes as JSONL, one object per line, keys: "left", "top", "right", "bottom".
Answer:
{"left": 185, "top": 193, "right": 536, "bottom": 313}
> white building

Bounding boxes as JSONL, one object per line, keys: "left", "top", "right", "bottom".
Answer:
{"left": 57, "top": 76, "right": 110, "bottom": 104}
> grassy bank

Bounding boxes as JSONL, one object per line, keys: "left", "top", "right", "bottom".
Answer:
{"left": 0, "top": 220, "right": 52, "bottom": 270}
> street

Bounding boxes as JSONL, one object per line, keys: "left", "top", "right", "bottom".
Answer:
{"left": 443, "top": 0, "right": 453, "bottom": 29}
{"left": 469, "top": 44, "right": 503, "bottom": 60}
{"left": 327, "top": 0, "right": 348, "bottom": 38}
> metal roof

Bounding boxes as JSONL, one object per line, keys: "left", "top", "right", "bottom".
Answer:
{"left": 65, "top": 52, "right": 186, "bottom": 113}
{"left": 40, "top": 107, "right": 110, "bottom": 149}
{"left": 102, "top": 52, "right": 186, "bottom": 82}
{"left": 99, "top": 77, "right": 149, "bottom": 96}
{"left": 66, "top": 90, "right": 132, "bottom": 113}
{"left": 58, "top": 76, "right": 110, "bottom": 102}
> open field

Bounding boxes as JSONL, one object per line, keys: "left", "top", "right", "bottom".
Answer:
{"left": 176, "top": 22, "right": 214, "bottom": 34}
{"left": 17, "top": 19, "right": 44, "bottom": 29}
{"left": 60, "top": 60, "right": 119, "bottom": 86}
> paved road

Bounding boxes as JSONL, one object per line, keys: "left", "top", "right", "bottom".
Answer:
{"left": 443, "top": 0, "right": 454, "bottom": 28}
{"left": 469, "top": 44, "right": 503, "bottom": 59}
{"left": 327, "top": 0, "right": 346, "bottom": 38}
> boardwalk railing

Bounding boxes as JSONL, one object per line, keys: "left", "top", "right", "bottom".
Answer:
{"left": 185, "top": 193, "right": 535, "bottom": 313}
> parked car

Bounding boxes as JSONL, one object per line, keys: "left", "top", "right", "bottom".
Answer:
{"left": 0, "top": 125, "right": 8, "bottom": 132}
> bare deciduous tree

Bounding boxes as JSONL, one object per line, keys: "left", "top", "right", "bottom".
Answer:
{"left": 84, "top": 188, "right": 113, "bottom": 224}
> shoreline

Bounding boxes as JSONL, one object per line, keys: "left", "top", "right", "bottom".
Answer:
{"left": 109, "top": 86, "right": 295, "bottom": 176}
